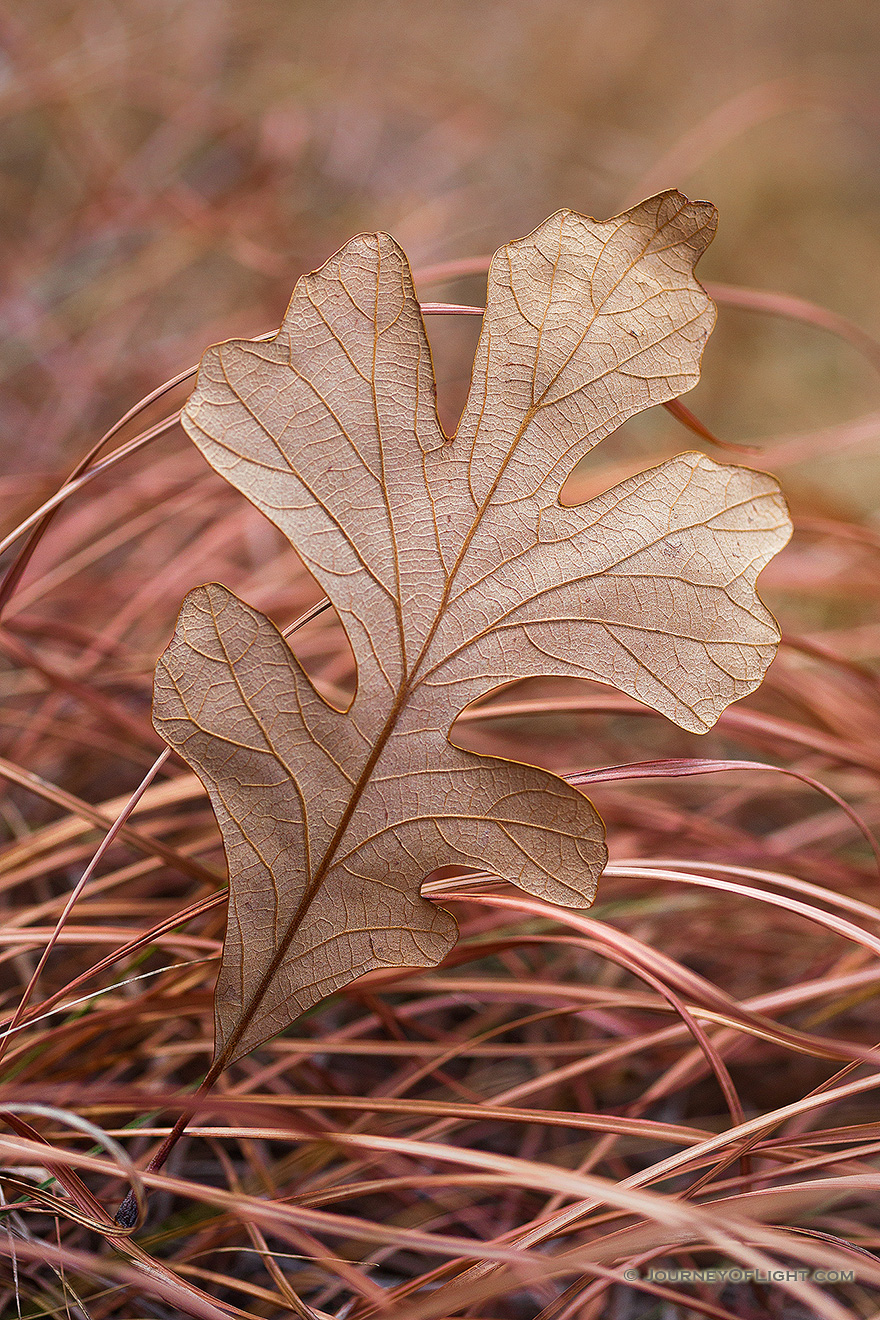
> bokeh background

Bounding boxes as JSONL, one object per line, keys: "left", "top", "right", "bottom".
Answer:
{"left": 4, "top": 0, "right": 880, "bottom": 485}
{"left": 2, "top": 9, "right": 880, "bottom": 1316}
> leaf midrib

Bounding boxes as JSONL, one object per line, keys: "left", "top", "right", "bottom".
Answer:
{"left": 217, "top": 395, "right": 541, "bottom": 1065}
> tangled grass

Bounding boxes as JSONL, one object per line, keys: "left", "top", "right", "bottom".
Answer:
{"left": 2, "top": 5, "right": 880, "bottom": 1314}
{"left": 0, "top": 273, "right": 879, "bottom": 1318}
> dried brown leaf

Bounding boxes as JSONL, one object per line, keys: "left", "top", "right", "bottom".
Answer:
{"left": 154, "top": 192, "right": 791, "bottom": 1065}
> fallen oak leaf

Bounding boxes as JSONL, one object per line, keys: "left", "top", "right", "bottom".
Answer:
{"left": 155, "top": 190, "right": 792, "bottom": 1069}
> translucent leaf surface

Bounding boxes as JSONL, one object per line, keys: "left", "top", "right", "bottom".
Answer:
{"left": 155, "top": 192, "right": 791, "bottom": 1064}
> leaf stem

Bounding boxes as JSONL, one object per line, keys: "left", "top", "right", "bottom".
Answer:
{"left": 114, "top": 1061, "right": 223, "bottom": 1227}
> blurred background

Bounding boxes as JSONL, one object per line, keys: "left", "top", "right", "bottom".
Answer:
{"left": 2, "top": 13, "right": 880, "bottom": 1313}
{"left": 3, "top": 1, "right": 880, "bottom": 478}
{"left": 0, "top": 0, "right": 878, "bottom": 833}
